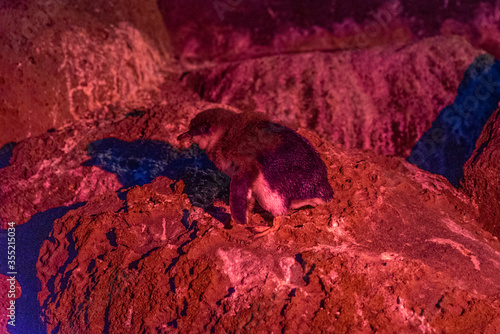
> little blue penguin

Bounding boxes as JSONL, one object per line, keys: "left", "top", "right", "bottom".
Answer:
{"left": 177, "top": 107, "right": 334, "bottom": 236}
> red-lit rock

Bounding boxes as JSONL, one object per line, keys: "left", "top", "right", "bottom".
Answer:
{"left": 36, "top": 128, "right": 500, "bottom": 333}
{"left": 0, "top": 102, "right": 203, "bottom": 228}
{"left": 0, "top": 1, "right": 499, "bottom": 331}
{"left": 462, "top": 108, "right": 500, "bottom": 238}
{"left": 183, "top": 36, "right": 480, "bottom": 157}
{"left": 0, "top": 0, "right": 173, "bottom": 147}
{"left": 157, "top": 0, "right": 499, "bottom": 63}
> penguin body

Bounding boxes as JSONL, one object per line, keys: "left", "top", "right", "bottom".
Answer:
{"left": 178, "top": 108, "right": 333, "bottom": 232}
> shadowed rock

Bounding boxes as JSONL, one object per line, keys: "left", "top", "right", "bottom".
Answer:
{"left": 408, "top": 54, "right": 500, "bottom": 186}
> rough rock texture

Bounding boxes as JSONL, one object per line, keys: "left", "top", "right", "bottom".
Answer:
{"left": 158, "top": 0, "right": 499, "bottom": 63}
{"left": 36, "top": 124, "right": 500, "bottom": 333}
{"left": 462, "top": 108, "right": 500, "bottom": 238}
{"left": 0, "top": 0, "right": 173, "bottom": 147}
{"left": 1, "top": 2, "right": 499, "bottom": 333}
{"left": 158, "top": 0, "right": 408, "bottom": 64}
{"left": 2, "top": 0, "right": 499, "bottom": 150}
{"left": 184, "top": 36, "right": 480, "bottom": 157}
{"left": 0, "top": 101, "right": 206, "bottom": 228}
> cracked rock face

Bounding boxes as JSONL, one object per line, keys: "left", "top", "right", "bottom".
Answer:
{"left": 36, "top": 126, "right": 500, "bottom": 333}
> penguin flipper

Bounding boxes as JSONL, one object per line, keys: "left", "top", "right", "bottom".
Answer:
{"left": 229, "top": 170, "right": 253, "bottom": 225}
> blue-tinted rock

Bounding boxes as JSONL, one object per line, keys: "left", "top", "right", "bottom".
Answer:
{"left": 408, "top": 54, "right": 500, "bottom": 186}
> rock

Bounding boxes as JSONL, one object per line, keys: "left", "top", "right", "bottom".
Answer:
{"left": 183, "top": 36, "right": 480, "bottom": 157}
{"left": 157, "top": 0, "right": 497, "bottom": 64}
{"left": 0, "top": 102, "right": 210, "bottom": 228}
{"left": 36, "top": 127, "right": 500, "bottom": 333}
{"left": 407, "top": 54, "right": 500, "bottom": 187}
{"left": 462, "top": 108, "right": 500, "bottom": 238}
{"left": 0, "top": 0, "right": 174, "bottom": 147}
{"left": 158, "top": 0, "right": 405, "bottom": 63}
{"left": 0, "top": 2, "right": 498, "bottom": 332}
{"left": 440, "top": 3, "right": 500, "bottom": 60}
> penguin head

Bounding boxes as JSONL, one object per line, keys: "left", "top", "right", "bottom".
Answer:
{"left": 177, "top": 108, "right": 235, "bottom": 150}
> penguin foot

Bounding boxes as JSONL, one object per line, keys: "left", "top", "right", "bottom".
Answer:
{"left": 252, "top": 216, "right": 283, "bottom": 238}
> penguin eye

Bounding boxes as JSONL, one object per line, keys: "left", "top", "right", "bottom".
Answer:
{"left": 201, "top": 124, "right": 209, "bottom": 133}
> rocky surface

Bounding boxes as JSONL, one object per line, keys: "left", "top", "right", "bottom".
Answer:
{"left": 1, "top": 1, "right": 500, "bottom": 333}
{"left": 0, "top": 0, "right": 173, "bottom": 147}
{"left": 462, "top": 107, "right": 500, "bottom": 238}
{"left": 3, "top": 0, "right": 499, "bottom": 154}
{"left": 183, "top": 35, "right": 480, "bottom": 157}
{"left": 1, "top": 98, "right": 498, "bottom": 332}
{"left": 0, "top": 101, "right": 206, "bottom": 228}
{"left": 158, "top": 0, "right": 403, "bottom": 63}
{"left": 35, "top": 124, "right": 500, "bottom": 333}
{"left": 158, "top": 0, "right": 500, "bottom": 63}
{"left": 0, "top": 100, "right": 219, "bottom": 333}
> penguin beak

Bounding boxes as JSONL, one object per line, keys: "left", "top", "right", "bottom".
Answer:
{"left": 177, "top": 132, "right": 192, "bottom": 141}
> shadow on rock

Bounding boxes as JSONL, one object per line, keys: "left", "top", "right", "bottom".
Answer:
{"left": 408, "top": 54, "right": 500, "bottom": 186}
{"left": 84, "top": 138, "right": 231, "bottom": 211}
{"left": 0, "top": 202, "right": 85, "bottom": 334}
{"left": 0, "top": 142, "right": 16, "bottom": 170}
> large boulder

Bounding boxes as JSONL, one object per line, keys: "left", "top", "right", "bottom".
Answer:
{"left": 0, "top": 0, "right": 173, "bottom": 147}
{"left": 183, "top": 36, "right": 480, "bottom": 157}
{"left": 36, "top": 125, "right": 500, "bottom": 333}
